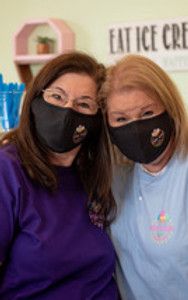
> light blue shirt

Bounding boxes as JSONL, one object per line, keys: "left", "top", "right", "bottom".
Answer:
{"left": 111, "top": 152, "right": 188, "bottom": 300}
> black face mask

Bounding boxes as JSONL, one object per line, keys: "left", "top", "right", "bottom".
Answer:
{"left": 108, "top": 111, "right": 174, "bottom": 164}
{"left": 31, "top": 96, "right": 102, "bottom": 153}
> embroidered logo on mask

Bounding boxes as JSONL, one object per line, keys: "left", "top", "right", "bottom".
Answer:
{"left": 150, "top": 210, "right": 174, "bottom": 245}
{"left": 73, "top": 125, "right": 87, "bottom": 143}
{"left": 150, "top": 128, "right": 165, "bottom": 147}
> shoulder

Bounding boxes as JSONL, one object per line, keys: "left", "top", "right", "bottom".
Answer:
{"left": 0, "top": 143, "right": 20, "bottom": 165}
{"left": 169, "top": 151, "right": 188, "bottom": 172}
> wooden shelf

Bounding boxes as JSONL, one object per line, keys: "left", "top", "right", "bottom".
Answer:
{"left": 13, "top": 18, "right": 75, "bottom": 87}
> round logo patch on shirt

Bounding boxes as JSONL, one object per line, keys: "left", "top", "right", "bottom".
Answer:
{"left": 150, "top": 210, "right": 174, "bottom": 245}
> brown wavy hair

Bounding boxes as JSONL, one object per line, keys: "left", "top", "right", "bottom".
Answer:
{"left": 1, "top": 51, "right": 116, "bottom": 225}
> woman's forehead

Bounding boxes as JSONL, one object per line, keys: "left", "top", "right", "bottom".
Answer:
{"left": 107, "top": 89, "right": 164, "bottom": 113}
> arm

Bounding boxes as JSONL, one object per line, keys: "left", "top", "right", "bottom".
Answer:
{"left": 0, "top": 152, "right": 21, "bottom": 268}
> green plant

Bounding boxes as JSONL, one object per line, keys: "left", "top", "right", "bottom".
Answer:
{"left": 36, "top": 36, "right": 54, "bottom": 44}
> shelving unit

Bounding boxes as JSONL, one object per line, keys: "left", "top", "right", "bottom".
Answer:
{"left": 13, "top": 18, "right": 75, "bottom": 87}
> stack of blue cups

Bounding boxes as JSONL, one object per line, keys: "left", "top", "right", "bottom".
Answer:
{"left": 0, "top": 74, "right": 25, "bottom": 131}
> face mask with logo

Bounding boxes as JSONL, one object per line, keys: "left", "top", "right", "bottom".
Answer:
{"left": 31, "top": 96, "right": 102, "bottom": 153}
{"left": 108, "top": 111, "right": 174, "bottom": 164}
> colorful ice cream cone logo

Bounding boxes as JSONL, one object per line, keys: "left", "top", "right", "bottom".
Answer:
{"left": 150, "top": 210, "right": 174, "bottom": 245}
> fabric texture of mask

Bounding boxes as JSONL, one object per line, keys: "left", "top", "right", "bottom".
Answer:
{"left": 108, "top": 111, "right": 174, "bottom": 164}
{"left": 31, "top": 96, "right": 102, "bottom": 153}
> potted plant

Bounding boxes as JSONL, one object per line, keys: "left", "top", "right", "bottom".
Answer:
{"left": 36, "top": 36, "right": 54, "bottom": 54}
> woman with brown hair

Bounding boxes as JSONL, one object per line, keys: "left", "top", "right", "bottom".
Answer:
{"left": 0, "top": 51, "right": 118, "bottom": 299}
{"left": 103, "top": 54, "right": 188, "bottom": 299}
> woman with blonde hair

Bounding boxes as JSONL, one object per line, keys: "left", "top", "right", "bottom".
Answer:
{"left": 103, "top": 54, "right": 188, "bottom": 299}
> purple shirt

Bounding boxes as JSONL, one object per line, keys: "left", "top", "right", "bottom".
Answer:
{"left": 0, "top": 144, "right": 118, "bottom": 299}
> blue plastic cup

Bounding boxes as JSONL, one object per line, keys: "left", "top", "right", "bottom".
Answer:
{"left": 0, "top": 90, "right": 23, "bottom": 131}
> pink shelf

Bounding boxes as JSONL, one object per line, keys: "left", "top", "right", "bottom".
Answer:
{"left": 14, "top": 54, "right": 58, "bottom": 65}
{"left": 13, "top": 18, "right": 75, "bottom": 86}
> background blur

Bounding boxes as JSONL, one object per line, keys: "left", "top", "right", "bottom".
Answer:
{"left": 1, "top": 0, "right": 188, "bottom": 102}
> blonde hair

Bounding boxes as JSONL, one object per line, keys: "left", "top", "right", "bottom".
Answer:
{"left": 102, "top": 54, "right": 188, "bottom": 157}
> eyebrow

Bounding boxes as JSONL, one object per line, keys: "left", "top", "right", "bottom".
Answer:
{"left": 109, "top": 103, "right": 156, "bottom": 115}
{"left": 78, "top": 95, "right": 95, "bottom": 101}
{"left": 140, "top": 103, "right": 156, "bottom": 111}
{"left": 50, "top": 86, "right": 95, "bottom": 101}
{"left": 50, "top": 86, "right": 67, "bottom": 97}
{"left": 110, "top": 111, "right": 126, "bottom": 115}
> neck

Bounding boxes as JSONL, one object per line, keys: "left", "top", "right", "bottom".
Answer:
{"left": 142, "top": 138, "right": 175, "bottom": 173}
{"left": 49, "top": 145, "right": 81, "bottom": 167}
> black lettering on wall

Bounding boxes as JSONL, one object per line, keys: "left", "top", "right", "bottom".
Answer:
{"left": 142, "top": 26, "right": 150, "bottom": 51}
{"left": 163, "top": 24, "right": 171, "bottom": 49}
{"left": 109, "top": 29, "right": 116, "bottom": 54}
{"left": 182, "top": 22, "right": 188, "bottom": 49}
{"left": 124, "top": 27, "right": 131, "bottom": 52}
{"left": 151, "top": 25, "right": 157, "bottom": 51}
{"left": 172, "top": 23, "right": 181, "bottom": 49}
{"left": 117, "top": 28, "right": 124, "bottom": 52}
{"left": 136, "top": 26, "right": 141, "bottom": 51}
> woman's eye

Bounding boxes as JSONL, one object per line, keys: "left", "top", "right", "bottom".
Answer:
{"left": 77, "top": 101, "right": 92, "bottom": 110}
{"left": 78, "top": 102, "right": 90, "bottom": 108}
{"left": 51, "top": 93, "right": 62, "bottom": 101}
{"left": 116, "top": 117, "right": 127, "bottom": 123}
{"left": 142, "top": 110, "right": 154, "bottom": 117}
